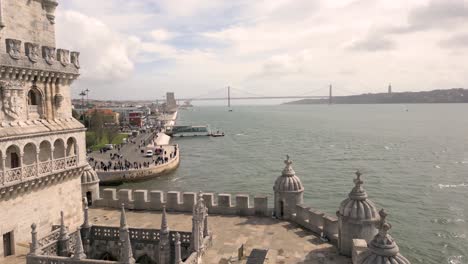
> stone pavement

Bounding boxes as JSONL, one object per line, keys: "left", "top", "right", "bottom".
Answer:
{"left": 88, "top": 208, "right": 351, "bottom": 264}
{"left": 88, "top": 131, "right": 176, "bottom": 171}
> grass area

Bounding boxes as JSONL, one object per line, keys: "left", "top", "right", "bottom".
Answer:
{"left": 86, "top": 132, "right": 128, "bottom": 151}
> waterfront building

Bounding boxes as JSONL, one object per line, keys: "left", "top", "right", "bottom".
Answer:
{"left": 0, "top": 0, "right": 99, "bottom": 259}
{"left": 165, "top": 92, "right": 177, "bottom": 113}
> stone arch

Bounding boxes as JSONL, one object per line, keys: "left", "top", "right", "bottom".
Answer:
{"left": 22, "top": 143, "right": 37, "bottom": 165}
{"left": 99, "top": 252, "right": 117, "bottom": 261}
{"left": 66, "top": 137, "right": 77, "bottom": 157}
{"left": 27, "top": 87, "right": 44, "bottom": 118}
{"left": 136, "top": 254, "right": 156, "bottom": 264}
{"left": 6, "top": 145, "right": 21, "bottom": 169}
{"left": 39, "top": 140, "right": 52, "bottom": 162}
{"left": 53, "top": 138, "right": 65, "bottom": 159}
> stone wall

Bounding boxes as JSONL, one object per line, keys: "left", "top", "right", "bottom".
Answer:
{"left": 94, "top": 189, "right": 340, "bottom": 246}
{"left": 290, "top": 204, "right": 339, "bottom": 245}
{"left": 0, "top": 175, "right": 83, "bottom": 257}
{"left": 94, "top": 189, "right": 271, "bottom": 217}
{"left": 0, "top": 0, "right": 56, "bottom": 52}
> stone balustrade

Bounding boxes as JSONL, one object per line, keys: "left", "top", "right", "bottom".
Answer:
{"left": 0, "top": 155, "right": 77, "bottom": 187}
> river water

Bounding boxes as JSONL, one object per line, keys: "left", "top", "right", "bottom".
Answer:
{"left": 121, "top": 104, "right": 468, "bottom": 264}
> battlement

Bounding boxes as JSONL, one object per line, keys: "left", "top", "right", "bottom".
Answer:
{"left": 94, "top": 188, "right": 339, "bottom": 245}
{"left": 94, "top": 189, "right": 270, "bottom": 217}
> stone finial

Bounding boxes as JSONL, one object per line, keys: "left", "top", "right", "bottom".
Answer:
{"left": 348, "top": 170, "right": 368, "bottom": 200}
{"left": 30, "top": 223, "right": 38, "bottom": 255}
{"left": 175, "top": 232, "right": 182, "bottom": 264}
{"left": 368, "top": 209, "right": 398, "bottom": 256}
{"left": 161, "top": 206, "right": 169, "bottom": 233}
{"left": 282, "top": 155, "right": 295, "bottom": 177}
{"left": 59, "top": 211, "right": 69, "bottom": 240}
{"left": 73, "top": 228, "right": 86, "bottom": 260}
{"left": 82, "top": 197, "right": 90, "bottom": 229}
{"left": 119, "top": 229, "right": 135, "bottom": 264}
{"left": 120, "top": 204, "right": 128, "bottom": 230}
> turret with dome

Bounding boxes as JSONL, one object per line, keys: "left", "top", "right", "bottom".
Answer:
{"left": 273, "top": 155, "right": 304, "bottom": 219}
{"left": 337, "top": 170, "right": 380, "bottom": 256}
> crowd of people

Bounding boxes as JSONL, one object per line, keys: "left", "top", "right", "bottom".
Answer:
{"left": 88, "top": 131, "right": 178, "bottom": 172}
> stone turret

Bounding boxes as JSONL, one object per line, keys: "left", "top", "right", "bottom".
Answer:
{"left": 191, "top": 191, "right": 208, "bottom": 253}
{"left": 359, "top": 209, "right": 411, "bottom": 264}
{"left": 337, "top": 170, "right": 379, "bottom": 256}
{"left": 80, "top": 164, "right": 100, "bottom": 205}
{"left": 159, "top": 206, "right": 170, "bottom": 264}
{"left": 119, "top": 204, "right": 135, "bottom": 264}
{"left": 273, "top": 155, "right": 304, "bottom": 219}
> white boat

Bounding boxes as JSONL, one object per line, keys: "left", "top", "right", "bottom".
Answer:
{"left": 167, "top": 125, "right": 211, "bottom": 137}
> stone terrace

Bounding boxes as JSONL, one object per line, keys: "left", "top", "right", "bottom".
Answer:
{"left": 88, "top": 208, "right": 350, "bottom": 264}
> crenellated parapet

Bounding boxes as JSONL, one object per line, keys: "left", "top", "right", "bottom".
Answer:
{"left": 94, "top": 189, "right": 271, "bottom": 217}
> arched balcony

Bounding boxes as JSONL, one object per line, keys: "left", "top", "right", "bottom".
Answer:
{"left": 0, "top": 138, "right": 78, "bottom": 187}
{"left": 27, "top": 87, "right": 44, "bottom": 119}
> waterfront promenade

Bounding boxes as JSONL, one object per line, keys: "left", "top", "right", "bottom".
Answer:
{"left": 88, "top": 131, "right": 179, "bottom": 183}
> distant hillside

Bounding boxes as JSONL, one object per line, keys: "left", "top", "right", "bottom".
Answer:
{"left": 285, "top": 88, "right": 468, "bottom": 104}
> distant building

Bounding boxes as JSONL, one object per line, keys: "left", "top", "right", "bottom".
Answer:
{"left": 128, "top": 111, "right": 145, "bottom": 128}
{"left": 166, "top": 92, "right": 177, "bottom": 112}
{"left": 85, "top": 109, "right": 120, "bottom": 125}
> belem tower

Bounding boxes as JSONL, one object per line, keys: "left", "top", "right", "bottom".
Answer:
{"left": 0, "top": 1, "right": 413, "bottom": 263}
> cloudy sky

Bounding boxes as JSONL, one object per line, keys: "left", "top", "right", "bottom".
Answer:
{"left": 56, "top": 0, "right": 468, "bottom": 101}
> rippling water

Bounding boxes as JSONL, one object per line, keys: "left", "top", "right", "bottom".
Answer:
{"left": 121, "top": 104, "right": 468, "bottom": 264}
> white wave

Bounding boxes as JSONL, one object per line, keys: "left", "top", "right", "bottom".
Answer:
{"left": 448, "top": 255, "right": 464, "bottom": 264}
{"left": 384, "top": 146, "right": 391, "bottom": 150}
{"left": 434, "top": 165, "right": 441, "bottom": 169}
{"left": 438, "top": 183, "right": 468, "bottom": 189}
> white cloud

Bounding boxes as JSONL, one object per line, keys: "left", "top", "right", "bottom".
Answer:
{"left": 55, "top": 0, "right": 468, "bottom": 100}
{"left": 56, "top": 11, "right": 136, "bottom": 82}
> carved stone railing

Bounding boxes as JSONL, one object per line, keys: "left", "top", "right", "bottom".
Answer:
{"left": 5, "top": 167, "right": 22, "bottom": 183}
{"left": 23, "top": 164, "right": 38, "bottom": 179}
{"left": 39, "top": 161, "right": 53, "bottom": 174}
{"left": 27, "top": 255, "right": 117, "bottom": 264}
{"left": 0, "top": 155, "right": 78, "bottom": 187}
{"left": 38, "top": 228, "right": 61, "bottom": 248}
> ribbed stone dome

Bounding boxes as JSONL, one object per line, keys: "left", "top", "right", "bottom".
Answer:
{"left": 339, "top": 171, "right": 379, "bottom": 220}
{"left": 361, "top": 209, "right": 411, "bottom": 264}
{"left": 81, "top": 164, "right": 99, "bottom": 184}
{"left": 274, "top": 155, "right": 304, "bottom": 192}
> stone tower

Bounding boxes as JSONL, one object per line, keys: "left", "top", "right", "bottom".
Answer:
{"left": 273, "top": 155, "right": 304, "bottom": 219}
{"left": 337, "top": 171, "right": 380, "bottom": 256}
{"left": 358, "top": 209, "right": 411, "bottom": 264}
{"left": 0, "top": 0, "right": 85, "bottom": 259}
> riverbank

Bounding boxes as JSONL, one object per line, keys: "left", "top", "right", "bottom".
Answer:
{"left": 116, "top": 104, "right": 468, "bottom": 264}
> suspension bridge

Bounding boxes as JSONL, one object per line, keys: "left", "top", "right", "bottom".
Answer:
{"left": 156, "top": 85, "right": 363, "bottom": 105}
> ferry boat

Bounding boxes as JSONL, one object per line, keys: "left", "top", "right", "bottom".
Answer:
{"left": 167, "top": 125, "right": 211, "bottom": 137}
